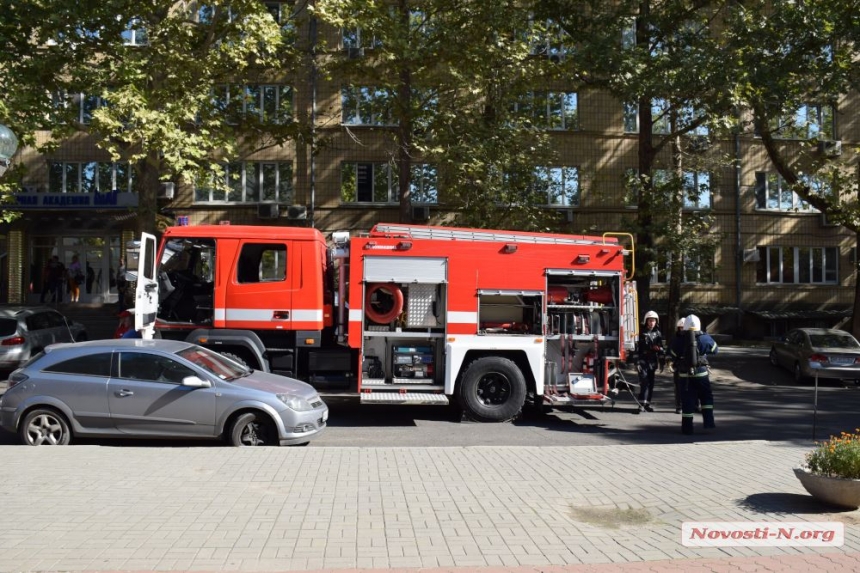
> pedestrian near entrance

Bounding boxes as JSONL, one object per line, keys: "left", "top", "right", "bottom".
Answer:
{"left": 670, "top": 314, "right": 718, "bottom": 435}
{"left": 67, "top": 255, "right": 83, "bottom": 302}
{"left": 41, "top": 255, "right": 65, "bottom": 303}
{"left": 637, "top": 310, "right": 664, "bottom": 412}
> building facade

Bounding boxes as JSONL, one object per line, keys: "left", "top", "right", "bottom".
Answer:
{"left": 2, "top": 4, "right": 856, "bottom": 339}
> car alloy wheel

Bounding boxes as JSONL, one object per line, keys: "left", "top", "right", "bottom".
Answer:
{"left": 20, "top": 408, "right": 71, "bottom": 446}
{"left": 230, "top": 412, "right": 274, "bottom": 446}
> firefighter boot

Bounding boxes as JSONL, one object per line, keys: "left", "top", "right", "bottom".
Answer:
{"left": 681, "top": 412, "right": 695, "bottom": 435}
{"left": 702, "top": 404, "right": 715, "bottom": 430}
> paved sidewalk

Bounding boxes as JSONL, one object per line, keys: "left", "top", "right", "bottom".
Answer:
{"left": 0, "top": 441, "right": 858, "bottom": 572}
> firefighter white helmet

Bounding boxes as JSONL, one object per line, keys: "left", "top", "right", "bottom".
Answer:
{"left": 643, "top": 310, "right": 659, "bottom": 324}
{"left": 684, "top": 314, "right": 701, "bottom": 331}
{"left": 676, "top": 318, "right": 685, "bottom": 329}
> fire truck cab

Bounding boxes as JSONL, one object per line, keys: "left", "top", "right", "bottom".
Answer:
{"left": 135, "top": 224, "right": 637, "bottom": 423}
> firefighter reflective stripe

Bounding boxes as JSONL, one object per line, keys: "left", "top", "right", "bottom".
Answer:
{"left": 701, "top": 404, "right": 714, "bottom": 410}
{"left": 678, "top": 371, "right": 710, "bottom": 378}
{"left": 681, "top": 413, "right": 695, "bottom": 419}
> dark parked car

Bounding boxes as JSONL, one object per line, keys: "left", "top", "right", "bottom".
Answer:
{"left": 769, "top": 328, "right": 860, "bottom": 383}
{"left": 0, "top": 307, "right": 86, "bottom": 374}
{"left": 0, "top": 339, "right": 328, "bottom": 446}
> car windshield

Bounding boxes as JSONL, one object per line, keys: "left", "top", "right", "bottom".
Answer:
{"left": 176, "top": 345, "right": 249, "bottom": 381}
{"left": 808, "top": 333, "right": 860, "bottom": 349}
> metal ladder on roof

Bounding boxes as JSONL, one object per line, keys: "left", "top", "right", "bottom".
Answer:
{"left": 370, "top": 224, "right": 610, "bottom": 246}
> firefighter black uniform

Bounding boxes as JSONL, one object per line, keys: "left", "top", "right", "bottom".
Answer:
{"left": 670, "top": 315, "right": 718, "bottom": 435}
{"left": 637, "top": 311, "right": 663, "bottom": 412}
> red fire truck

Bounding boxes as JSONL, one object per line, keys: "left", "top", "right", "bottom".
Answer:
{"left": 133, "top": 224, "right": 638, "bottom": 422}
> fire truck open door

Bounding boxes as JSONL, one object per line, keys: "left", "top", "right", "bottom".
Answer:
{"left": 133, "top": 232, "right": 159, "bottom": 339}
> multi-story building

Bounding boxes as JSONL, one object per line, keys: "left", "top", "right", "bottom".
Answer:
{"left": 2, "top": 7, "right": 855, "bottom": 340}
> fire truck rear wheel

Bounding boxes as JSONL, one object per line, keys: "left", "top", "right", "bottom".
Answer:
{"left": 458, "top": 357, "right": 526, "bottom": 422}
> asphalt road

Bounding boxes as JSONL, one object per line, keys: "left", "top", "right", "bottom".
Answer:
{"left": 1, "top": 346, "right": 858, "bottom": 448}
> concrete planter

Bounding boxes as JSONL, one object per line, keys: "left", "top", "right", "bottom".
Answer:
{"left": 794, "top": 467, "right": 860, "bottom": 509}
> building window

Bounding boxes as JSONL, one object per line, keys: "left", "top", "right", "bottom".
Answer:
{"left": 529, "top": 18, "right": 570, "bottom": 59}
{"left": 52, "top": 92, "right": 107, "bottom": 125}
{"left": 339, "top": 162, "right": 437, "bottom": 204}
{"left": 682, "top": 171, "right": 711, "bottom": 209}
{"left": 512, "top": 92, "right": 578, "bottom": 130}
{"left": 624, "top": 100, "right": 707, "bottom": 135}
{"left": 121, "top": 18, "right": 148, "bottom": 46}
{"left": 341, "top": 86, "right": 393, "bottom": 126}
{"left": 653, "top": 169, "right": 712, "bottom": 209}
{"left": 769, "top": 104, "right": 835, "bottom": 140}
{"left": 756, "top": 246, "right": 838, "bottom": 284}
{"left": 49, "top": 161, "right": 133, "bottom": 194}
{"left": 341, "top": 162, "right": 398, "bottom": 203}
{"left": 195, "top": 162, "right": 293, "bottom": 204}
{"left": 754, "top": 172, "right": 818, "bottom": 212}
{"left": 409, "top": 164, "right": 438, "bottom": 204}
{"left": 533, "top": 166, "right": 580, "bottom": 207}
{"left": 213, "top": 84, "right": 293, "bottom": 123}
{"left": 651, "top": 251, "right": 715, "bottom": 284}
{"left": 343, "top": 27, "right": 382, "bottom": 50}
{"left": 264, "top": 2, "right": 296, "bottom": 34}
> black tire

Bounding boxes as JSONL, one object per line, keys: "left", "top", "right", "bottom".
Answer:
{"left": 221, "top": 352, "right": 249, "bottom": 368}
{"left": 229, "top": 412, "right": 276, "bottom": 446}
{"left": 19, "top": 408, "right": 72, "bottom": 446}
{"left": 794, "top": 362, "right": 808, "bottom": 385}
{"left": 458, "top": 356, "right": 527, "bottom": 423}
{"left": 769, "top": 348, "right": 779, "bottom": 367}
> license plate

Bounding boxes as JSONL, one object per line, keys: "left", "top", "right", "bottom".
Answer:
{"left": 829, "top": 356, "right": 855, "bottom": 365}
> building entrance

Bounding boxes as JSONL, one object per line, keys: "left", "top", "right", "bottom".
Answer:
{"left": 31, "top": 235, "right": 122, "bottom": 305}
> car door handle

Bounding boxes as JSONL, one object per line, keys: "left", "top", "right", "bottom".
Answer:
{"left": 273, "top": 311, "right": 290, "bottom": 320}
{"left": 116, "top": 390, "right": 134, "bottom": 397}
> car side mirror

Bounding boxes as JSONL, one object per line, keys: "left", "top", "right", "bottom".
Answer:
{"left": 182, "top": 376, "right": 212, "bottom": 388}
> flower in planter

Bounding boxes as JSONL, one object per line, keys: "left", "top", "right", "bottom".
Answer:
{"left": 805, "top": 430, "right": 860, "bottom": 479}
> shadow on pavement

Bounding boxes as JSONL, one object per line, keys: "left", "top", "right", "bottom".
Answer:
{"left": 739, "top": 492, "right": 858, "bottom": 515}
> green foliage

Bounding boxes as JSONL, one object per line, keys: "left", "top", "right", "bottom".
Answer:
{"left": 0, "top": 0, "right": 304, "bottom": 232}
{"left": 806, "top": 431, "right": 860, "bottom": 480}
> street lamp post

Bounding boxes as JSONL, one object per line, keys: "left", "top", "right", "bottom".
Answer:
{"left": 0, "top": 123, "right": 19, "bottom": 177}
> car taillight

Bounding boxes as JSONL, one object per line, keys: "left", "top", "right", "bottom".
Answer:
{"left": 6, "top": 371, "right": 28, "bottom": 389}
{"left": 1, "top": 336, "right": 25, "bottom": 346}
{"left": 809, "top": 353, "right": 829, "bottom": 364}
{"left": 854, "top": 357, "right": 860, "bottom": 364}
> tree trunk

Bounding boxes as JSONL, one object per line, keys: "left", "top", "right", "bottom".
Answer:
{"left": 396, "top": 0, "right": 413, "bottom": 224}
{"left": 635, "top": 1, "right": 655, "bottom": 313}
{"left": 135, "top": 151, "right": 160, "bottom": 236}
{"left": 667, "top": 119, "right": 683, "bottom": 339}
{"left": 636, "top": 94, "right": 655, "bottom": 314}
{"left": 853, "top": 233, "right": 860, "bottom": 338}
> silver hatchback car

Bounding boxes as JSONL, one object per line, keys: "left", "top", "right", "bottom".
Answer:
{"left": 0, "top": 307, "right": 87, "bottom": 373}
{"left": 0, "top": 339, "right": 328, "bottom": 446}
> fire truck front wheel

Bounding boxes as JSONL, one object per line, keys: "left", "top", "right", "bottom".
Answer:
{"left": 458, "top": 357, "right": 526, "bottom": 423}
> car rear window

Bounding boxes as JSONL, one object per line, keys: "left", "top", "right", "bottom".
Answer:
{"left": 0, "top": 319, "right": 18, "bottom": 337}
{"left": 809, "top": 333, "right": 860, "bottom": 349}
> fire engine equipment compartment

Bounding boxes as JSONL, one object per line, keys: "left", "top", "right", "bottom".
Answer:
{"left": 391, "top": 345, "right": 435, "bottom": 381}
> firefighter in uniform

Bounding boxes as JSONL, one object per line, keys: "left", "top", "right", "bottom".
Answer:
{"left": 670, "top": 314, "right": 718, "bottom": 435}
{"left": 637, "top": 310, "right": 664, "bottom": 412}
